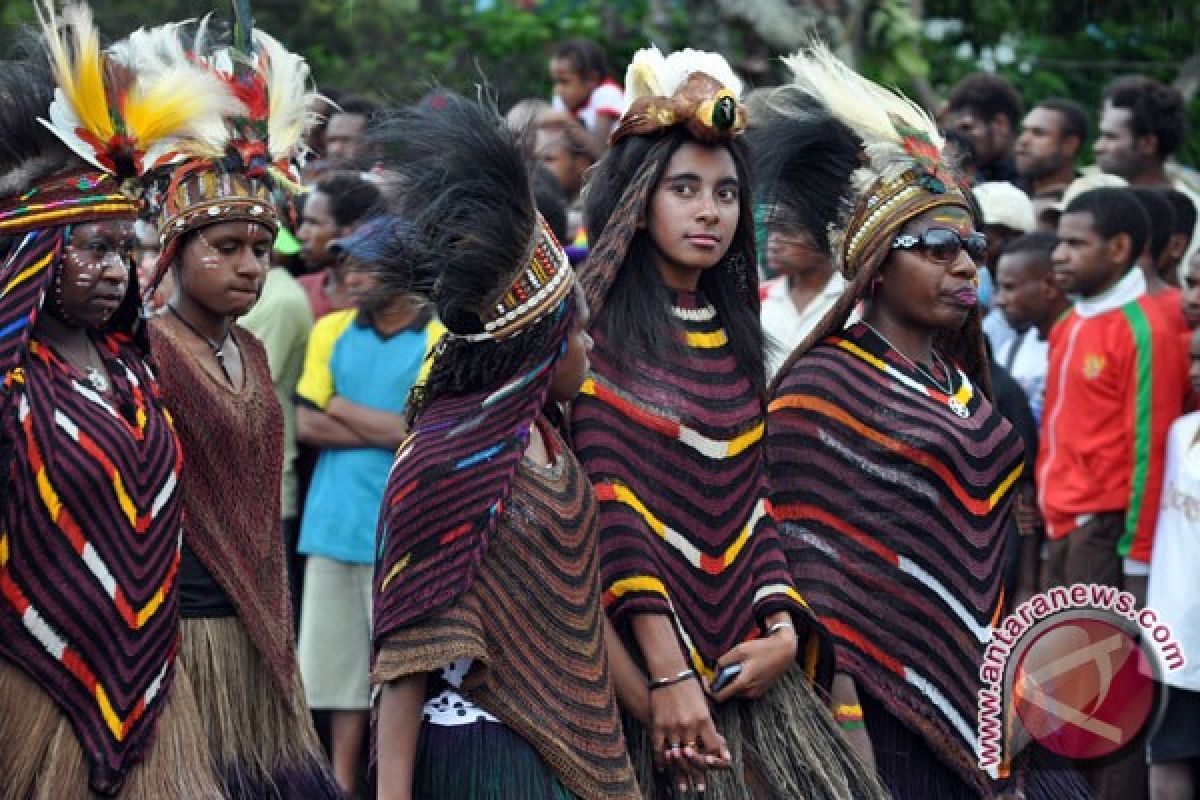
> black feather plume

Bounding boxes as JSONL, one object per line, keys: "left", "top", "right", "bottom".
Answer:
{"left": 0, "top": 35, "right": 72, "bottom": 200}
{"left": 371, "top": 92, "right": 537, "bottom": 336}
{"left": 744, "top": 86, "right": 861, "bottom": 256}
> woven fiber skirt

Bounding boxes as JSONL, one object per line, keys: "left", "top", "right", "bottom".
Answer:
{"left": 179, "top": 616, "right": 343, "bottom": 799}
{"left": 624, "top": 667, "right": 888, "bottom": 799}
{"left": 0, "top": 657, "right": 224, "bottom": 799}
{"left": 411, "top": 719, "right": 578, "bottom": 799}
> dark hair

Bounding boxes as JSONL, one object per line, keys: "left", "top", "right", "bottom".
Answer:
{"left": 313, "top": 172, "right": 383, "bottom": 227}
{"left": 333, "top": 95, "right": 382, "bottom": 122}
{"left": 745, "top": 85, "right": 860, "bottom": 258}
{"left": 552, "top": 38, "right": 609, "bottom": 80}
{"left": 999, "top": 231, "right": 1058, "bottom": 273}
{"left": 584, "top": 127, "right": 766, "bottom": 397}
{"left": 532, "top": 165, "right": 568, "bottom": 243}
{"left": 946, "top": 73, "right": 1024, "bottom": 128}
{"left": 373, "top": 94, "right": 557, "bottom": 421}
{"left": 1130, "top": 187, "right": 1176, "bottom": 262}
{"left": 0, "top": 37, "right": 70, "bottom": 199}
{"left": 1064, "top": 187, "right": 1150, "bottom": 266}
{"left": 1159, "top": 187, "right": 1197, "bottom": 238}
{"left": 1104, "top": 75, "right": 1187, "bottom": 158}
{"left": 1036, "top": 97, "right": 1088, "bottom": 144}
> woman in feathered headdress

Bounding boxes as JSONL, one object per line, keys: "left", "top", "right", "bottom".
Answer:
{"left": 569, "top": 46, "right": 886, "bottom": 799}
{"left": 369, "top": 94, "right": 639, "bottom": 799}
{"left": 129, "top": 12, "right": 344, "bottom": 799}
{"left": 0, "top": 3, "right": 243, "bottom": 796}
{"left": 765, "top": 44, "right": 1091, "bottom": 799}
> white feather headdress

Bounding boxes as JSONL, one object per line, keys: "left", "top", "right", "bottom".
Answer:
{"left": 783, "top": 41, "right": 958, "bottom": 194}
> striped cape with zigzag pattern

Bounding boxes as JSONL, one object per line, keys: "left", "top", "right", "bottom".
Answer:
{"left": 1, "top": 228, "right": 184, "bottom": 793}
{"left": 571, "top": 289, "right": 820, "bottom": 682}
{"left": 767, "top": 323, "right": 1024, "bottom": 794}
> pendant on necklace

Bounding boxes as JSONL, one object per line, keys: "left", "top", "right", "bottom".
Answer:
{"left": 948, "top": 397, "right": 970, "bottom": 418}
{"left": 85, "top": 366, "right": 108, "bottom": 393}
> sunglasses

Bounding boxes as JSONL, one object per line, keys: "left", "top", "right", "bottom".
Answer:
{"left": 891, "top": 227, "right": 987, "bottom": 264}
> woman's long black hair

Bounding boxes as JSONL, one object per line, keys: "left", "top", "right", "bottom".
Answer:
{"left": 583, "top": 127, "right": 767, "bottom": 398}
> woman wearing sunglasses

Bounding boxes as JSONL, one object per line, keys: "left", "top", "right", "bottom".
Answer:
{"left": 765, "top": 48, "right": 1090, "bottom": 799}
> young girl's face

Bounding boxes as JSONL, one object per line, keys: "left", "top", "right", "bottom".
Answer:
{"left": 550, "top": 56, "right": 595, "bottom": 114}
{"left": 174, "top": 221, "right": 273, "bottom": 318}
{"left": 646, "top": 141, "right": 740, "bottom": 282}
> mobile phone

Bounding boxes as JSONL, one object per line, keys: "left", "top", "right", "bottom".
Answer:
{"left": 710, "top": 662, "right": 742, "bottom": 694}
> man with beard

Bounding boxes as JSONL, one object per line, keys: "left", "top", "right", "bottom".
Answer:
{"left": 946, "top": 73, "right": 1023, "bottom": 184}
{"left": 1015, "top": 98, "right": 1086, "bottom": 202}
{"left": 1096, "top": 76, "right": 1200, "bottom": 268}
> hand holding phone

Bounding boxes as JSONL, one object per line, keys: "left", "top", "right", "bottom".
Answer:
{"left": 709, "top": 662, "right": 742, "bottom": 695}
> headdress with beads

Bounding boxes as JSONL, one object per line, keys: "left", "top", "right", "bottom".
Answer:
{"left": 767, "top": 41, "right": 990, "bottom": 397}
{"left": 2, "top": 1, "right": 245, "bottom": 388}
{"left": 782, "top": 41, "right": 971, "bottom": 280}
{"left": 371, "top": 93, "right": 580, "bottom": 645}
{"left": 134, "top": 8, "right": 317, "bottom": 277}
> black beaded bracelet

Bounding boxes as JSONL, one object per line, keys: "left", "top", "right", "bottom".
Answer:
{"left": 647, "top": 667, "right": 696, "bottom": 691}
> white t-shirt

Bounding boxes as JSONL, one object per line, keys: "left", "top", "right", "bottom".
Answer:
{"left": 994, "top": 329, "right": 1049, "bottom": 425}
{"left": 423, "top": 658, "right": 498, "bottom": 727}
{"left": 1147, "top": 412, "right": 1200, "bottom": 690}
{"left": 761, "top": 273, "right": 846, "bottom": 379}
{"left": 551, "top": 79, "right": 624, "bottom": 134}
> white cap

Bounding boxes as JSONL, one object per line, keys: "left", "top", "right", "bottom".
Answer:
{"left": 972, "top": 181, "right": 1036, "bottom": 234}
{"left": 1052, "top": 172, "right": 1128, "bottom": 213}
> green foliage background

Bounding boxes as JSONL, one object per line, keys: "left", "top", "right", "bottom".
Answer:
{"left": 2, "top": 0, "right": 1196, "bottom": 165}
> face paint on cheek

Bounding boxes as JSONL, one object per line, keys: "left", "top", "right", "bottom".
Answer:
{"left": 193, "top": 232, "right": 222, "bottom": 270}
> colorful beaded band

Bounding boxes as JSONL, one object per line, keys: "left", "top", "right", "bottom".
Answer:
{"left": 833, "top": 703, "right": 864, "bottom": 730}
{"left": 451, "top": 213, "right": 574, "bottom": 342}
{"left": 0, "top": 171, "right": 137, "bottom": 235}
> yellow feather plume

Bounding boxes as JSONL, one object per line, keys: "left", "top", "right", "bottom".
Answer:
{"left": 37, "top": 0, "right": 114, "bottom": 142}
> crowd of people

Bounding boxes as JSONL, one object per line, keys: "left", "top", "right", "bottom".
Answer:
{"left": 0, "top": 3, "right": 1197, "bottom": 800}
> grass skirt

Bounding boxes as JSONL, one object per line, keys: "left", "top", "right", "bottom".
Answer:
{"left": 179, "top": 617, "right": 343, "bottom": 799}
{"left": 411, "top": 719, "right": 577, "bottom": 799}
{"left": 0, "top": 657, "right": 224, "bottom": 799}
{"left": 625, "top": 667, "right": 888, "bottom": 799}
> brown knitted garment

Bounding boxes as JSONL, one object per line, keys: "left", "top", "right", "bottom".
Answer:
{"left": 150, "top": 317, "right": 296, "bottom": 700}
{"left": 374, "top": 431, "right": 638, "bottom": 800}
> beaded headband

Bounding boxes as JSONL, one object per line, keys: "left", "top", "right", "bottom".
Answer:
{"left": 0, "top": 170, "right": 136, "bottom": 236}
{"left": 155, "top": 160, "right": 278, "bottom": 251}
{"left": 449, "top": 213, "right": 574, "bottom": 342}
{"left": 842, "top": 169, "right": 969, "bottom": 278}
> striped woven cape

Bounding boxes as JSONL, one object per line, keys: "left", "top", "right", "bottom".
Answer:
{"left": 767, "top": 323, "right": 1024, "bottom": 794}
{"left": 0, "top": 225, "right": 184, "bottom": 793}
{"left": 571, "top": 289, "right": 826, "bottom": 682}
{"left": 373, "top": 297, "right": 575, "bottom": 643}
{"left": 374, "top": 424, "right": 638, "bottom": 798}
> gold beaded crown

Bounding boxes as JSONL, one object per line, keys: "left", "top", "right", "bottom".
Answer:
{"left": 783, "top": 42, "right": 970, "bottom": 279}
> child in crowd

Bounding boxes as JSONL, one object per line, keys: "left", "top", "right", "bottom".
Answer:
{"left": 549, "top": 38, "right": 624, "bottom": 150}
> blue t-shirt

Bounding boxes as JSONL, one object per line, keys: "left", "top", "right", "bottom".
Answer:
{"left": 296, "top": 308, "right": 443, "bottom": 563}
